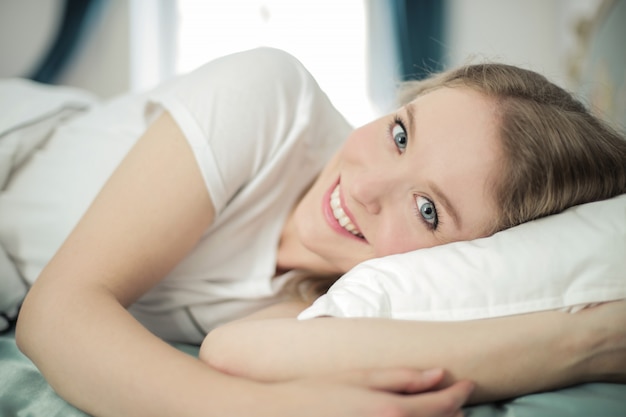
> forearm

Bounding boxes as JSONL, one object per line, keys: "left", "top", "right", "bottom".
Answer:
{"left": 17, "top": 284, "right": 265, "bottom": 417}
{"left": 17, "top": 286, "right": 482, "bottom": 417}
{"left": 202, "top": 305, "right": 624, "bottom": 403}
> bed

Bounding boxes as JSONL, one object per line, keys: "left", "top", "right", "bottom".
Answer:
{"left": 1, "top": 1, "right": 625, "bottom": 416}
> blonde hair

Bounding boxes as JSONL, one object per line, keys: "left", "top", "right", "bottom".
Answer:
{"left": 398, "top": 63, "right": 626, "bottom": 231}
{"left": 285, "top": 63, "right": 626, "bottom": 302}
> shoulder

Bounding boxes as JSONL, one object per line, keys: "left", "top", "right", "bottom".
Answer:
{"left": 149, "top": 48, "right": 322, "bottom": 124}
{"left": 220, "top": 47, "right": 308, "bottom": 75}
{"left": 173, "top": 47, "right": 315, "bottom": 95}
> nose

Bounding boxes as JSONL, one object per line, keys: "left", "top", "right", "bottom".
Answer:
{"left": 348, "top": 173, "right": 387, "bottom": 215}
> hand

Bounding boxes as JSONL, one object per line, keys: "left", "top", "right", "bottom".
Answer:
{"left": 263, "top": 368, "right": 474, "bottom": 417}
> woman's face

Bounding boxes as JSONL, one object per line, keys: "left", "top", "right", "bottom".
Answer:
{"left": 285, "top": 86, "right": 502, "bottom": 273}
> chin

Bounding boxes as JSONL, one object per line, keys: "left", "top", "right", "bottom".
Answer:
{"left": 327, "top": 253, "right": 365, "bottom": 274}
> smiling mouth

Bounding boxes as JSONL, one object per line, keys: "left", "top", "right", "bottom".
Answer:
{"left": 330, "top": 184, "right": 364, "bottom": 239}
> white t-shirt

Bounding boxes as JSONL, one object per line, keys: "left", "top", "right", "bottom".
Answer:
{"left": 0, "top": 48, "right": 352, "bottom": 344}
{"left": 132, "top": 48, "right": 352, "bottom": 343}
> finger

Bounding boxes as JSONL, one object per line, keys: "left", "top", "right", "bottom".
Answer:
{"left": 402, "top": 380, "right": 475, "bottom": 417}
{"left": 336, "top": 368, "right": 446, "bottom": 393}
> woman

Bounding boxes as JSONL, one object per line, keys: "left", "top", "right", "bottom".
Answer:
{"left": 11, "top": 48, "right": 626, "bottom": 417}
{"left": 199, "top": 52, "right": 626, "bottom": 400}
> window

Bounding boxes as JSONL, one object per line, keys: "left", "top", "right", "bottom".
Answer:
{"left": 174, "top": 0, "right": 379, "bottom": 127}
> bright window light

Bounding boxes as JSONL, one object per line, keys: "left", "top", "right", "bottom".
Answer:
{"left": 175, "top": 0, "right": 377, "bottom": 126}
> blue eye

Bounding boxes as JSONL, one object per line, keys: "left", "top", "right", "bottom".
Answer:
{"left": 392, "top": 123, "right": 407, "bottom": 152}
{"left": 416, "top": 196, "right": 438, "bottom": 228}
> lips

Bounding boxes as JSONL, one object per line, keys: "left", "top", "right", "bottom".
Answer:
{"left": 323, "top": 181, "right": 365, "bottom": 241}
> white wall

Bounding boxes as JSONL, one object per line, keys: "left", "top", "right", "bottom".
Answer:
{"left": 443, "top": 0, "right": 603, "bottom": 89}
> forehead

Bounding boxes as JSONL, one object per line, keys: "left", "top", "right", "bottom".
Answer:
{"left": 408, "top": 87, "right": 502, "bottom": 237}
{"left": 408, "top": 86, "right": 499, "bottom": 153}
{"left": 410, "top": 86, "right": 496, "bottom": 124}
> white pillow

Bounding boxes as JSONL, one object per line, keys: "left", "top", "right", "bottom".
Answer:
{"left": 299, "top": 194, "right": 626, "bottom": 321}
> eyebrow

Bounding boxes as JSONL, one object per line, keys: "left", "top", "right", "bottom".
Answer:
{"left": 405, "top": 102, "right": 417, "bottom": 144}
{"left": 429, "top": 182, "right": 462, "bottom": 230}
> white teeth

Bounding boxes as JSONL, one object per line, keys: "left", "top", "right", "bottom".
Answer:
{"left": 331, "top": 185, "right": 363, "bottom": 238}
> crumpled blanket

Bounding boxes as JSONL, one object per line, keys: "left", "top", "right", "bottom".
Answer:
{"left": 0, "top": 78, "right": 97, "bottom": 332}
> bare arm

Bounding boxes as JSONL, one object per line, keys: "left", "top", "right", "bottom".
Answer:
{"left": 16, "top": 112, "right": 226, "bottom": 416}
{"left": 16, "top": 113, "right": 475, "bottom": 417}
{"left": 201, "top": 300, "right": 626, "bottom": 404}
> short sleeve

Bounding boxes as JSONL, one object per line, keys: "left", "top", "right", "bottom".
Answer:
{"left": 145, "top": 48, "right": 338, "bottom": 214}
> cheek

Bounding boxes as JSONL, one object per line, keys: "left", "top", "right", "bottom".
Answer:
{"left": 341, "top": 123, "right": 379, "bottom": 159}
{"left": 372, "top": 227, "right": 432, "bottom": 257}
{"left": 376, "top": 242, "right": 419, "bottom": 258}
{"left": 339, "top": 132, "right": 361, "bottom": 161}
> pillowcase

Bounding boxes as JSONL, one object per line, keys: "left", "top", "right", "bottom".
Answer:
{"left": 299, "top": 194, "right": 626, "bottom": 321}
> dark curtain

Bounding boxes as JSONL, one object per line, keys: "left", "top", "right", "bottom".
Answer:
{"left": 391, "top": 0, "right": 445, "bottom": 81}
{"left": 28, "top": 0, "right": 103, "bottom": 84}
